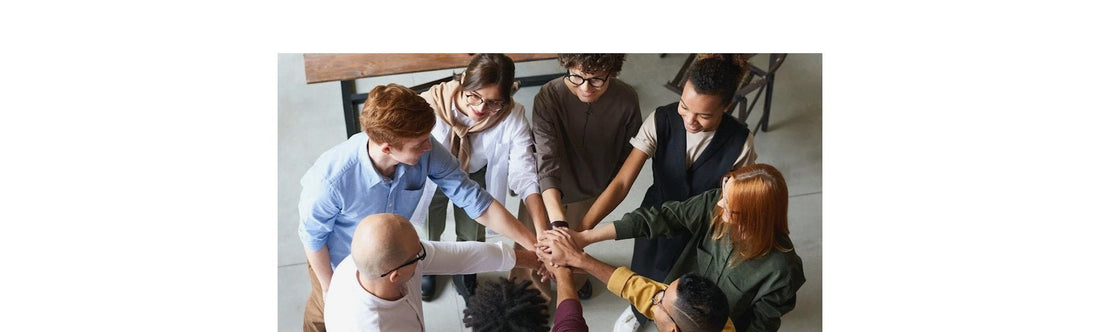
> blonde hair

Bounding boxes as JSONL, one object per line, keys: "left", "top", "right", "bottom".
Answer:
{"left": 710, "top": 164, "right": 792, "bottom": 265}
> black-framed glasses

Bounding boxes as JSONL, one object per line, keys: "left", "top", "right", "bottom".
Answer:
{"left": 379, "top": 242, "right": 426, "bottom": 277}
{"left": 464, "top": 91, "right": 507, "bottom": 113}
{"left": 564, "top": 71, "right": 610, "bottom": 88}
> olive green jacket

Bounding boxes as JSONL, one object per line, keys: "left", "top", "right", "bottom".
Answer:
{"left": 614, "top": 188, "right": 805, "bottom": 332}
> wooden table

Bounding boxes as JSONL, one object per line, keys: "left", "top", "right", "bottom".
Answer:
{"left": 303, "top": 53, "right": 560, "bottom": 137}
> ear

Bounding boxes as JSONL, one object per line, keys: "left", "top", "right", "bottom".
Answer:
{"left": 385, "top": 269, "right": 403, "bottom": 284}
{"left": 379, "top": 142, "right": 392, "bottom": 155}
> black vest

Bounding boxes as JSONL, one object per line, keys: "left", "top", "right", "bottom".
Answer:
{"left": 641, "top": 102, "right": 750, "bottom": 208}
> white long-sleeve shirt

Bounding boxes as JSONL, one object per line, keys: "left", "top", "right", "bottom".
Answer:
{"left": 323, "top": 240, "right": 516, "bottom": 332}
{"left": 409, "top": 103, "right": 541, "bottom": 227}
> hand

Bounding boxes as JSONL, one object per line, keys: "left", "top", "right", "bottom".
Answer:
{"left": 541, "top": 228, "right": 586, "bottom": 267}
{"left": 535, "top": 261, "right": 554, "bottom": 282}
{"left": 533, "top": 247, "right": 559, "bottom": 282}
{"left": 551, "top": 265, "right": 573, "bottom": 281}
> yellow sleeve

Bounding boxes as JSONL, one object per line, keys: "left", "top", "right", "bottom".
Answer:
{"left": 722, "top": 319, "right": 736, "bottom": 332}
{"left": 606, "top": 266, "right": 667, "bottom": 320}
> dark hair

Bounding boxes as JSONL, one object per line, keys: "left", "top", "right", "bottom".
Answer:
{"left": 457, "top": 53, "right": 516, "bottom": 105}
{"left": 557, "top": 54, "right": 626, "bottom": 77}
{"left": 462, "top": 277, "right": 549, "bottom": 332}
{"left": 359, "top": 83, "right": 436, "bottom": 145}
{"left": 674, "top": 273, "right": 730, "bottom": 332}
{"left": 685, "top": 54, "right": 752, "bottom": 106}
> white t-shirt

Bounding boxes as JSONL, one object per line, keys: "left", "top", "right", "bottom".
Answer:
{"left": 628, "top": 111, "right": 756, "bottom": 169}
{"left": 324, "top": 240, "right": 516, "bottom": 332}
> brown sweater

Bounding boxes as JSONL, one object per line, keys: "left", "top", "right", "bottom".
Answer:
{"left": 531, "top": 78, "right": 642, "bottom": 204}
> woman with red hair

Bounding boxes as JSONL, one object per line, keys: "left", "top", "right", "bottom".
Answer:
{"left": 553, "top": 163, "right": 805, "bottom": 332}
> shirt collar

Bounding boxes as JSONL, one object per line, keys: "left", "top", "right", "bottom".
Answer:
{"left": 359, "top": 135, "right": 384, "bottom": 187}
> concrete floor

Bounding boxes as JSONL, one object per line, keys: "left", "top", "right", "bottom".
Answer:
{"left": 277, "top": 53, "right": 822, "bottom": 331}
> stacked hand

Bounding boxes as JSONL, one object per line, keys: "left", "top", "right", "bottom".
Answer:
{"left": 536, "top": 228, "right": 588, "bottom": 269}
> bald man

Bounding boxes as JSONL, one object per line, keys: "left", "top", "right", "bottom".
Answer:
{"left": 323, "top": 213, "right": 540, "bottom": 332}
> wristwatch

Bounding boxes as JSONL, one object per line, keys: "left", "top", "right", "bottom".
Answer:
{"left": 550, "top": 220, "right": 569, "bottom": 229}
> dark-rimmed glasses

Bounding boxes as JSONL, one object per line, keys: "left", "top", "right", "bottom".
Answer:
{"left": 564, "top": 71, "right": 610, "bottom": 88}
{"left": 464, "top": 91, "right": 507, "bottom": 113}
{"left": 379, "top": 242, "right": 426, "bottom": 277}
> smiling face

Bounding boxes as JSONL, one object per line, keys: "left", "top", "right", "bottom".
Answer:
{"left": 678, "top": 80, "right": 728, "bottom": 133}
{"left": 564, "top": 65, "right": 611, "bottom": 103}
{"left": 458, "top": 84, "right": 504, "bottom": 122}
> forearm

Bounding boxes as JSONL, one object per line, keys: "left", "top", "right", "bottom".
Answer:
{"left": 523, "top": 193, "right": 550, "bottom": 236}
{"left": 304, "top": 246, "right": 333, "bottom": 291}
{"left": 541, "top": 188, "right": 567, "bottom": 222}
{"left": 553, "top": 267, "right": 578, "bottom": 305}
{"left": 581, "top": 149, "right": 646, "bottom": 230}
{"left": 581, "top": 182, "right": 629, "bottom": 230}
{"left": 577, "top": 224, "right": 617, "bottom": 248}
{"left": 513, "top": 249, "right": 540, "bottom": 269}
{"left": 574, "top": 253, "right": 617, "bottom": 285}
{"left": 475, "top": 200, "right": 537, "bottom": 250}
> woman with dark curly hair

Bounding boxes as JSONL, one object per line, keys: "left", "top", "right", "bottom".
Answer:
{"left": 575, "top": 54, "right": 759, "bottom": 331}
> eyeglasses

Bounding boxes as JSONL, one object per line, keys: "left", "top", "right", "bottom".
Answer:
{"left": 465, "top": 91, "right": 507, "bottom": 113}
{"left": 379, "top": 242, "right": 426, "bottom": 277}
{"left": 564, "top": 71, "right": 610, "bottom": 88}
{"left": 651, "top": 288, "right": 702, "bottom": 329}
{"left": 651, "top": 289, "right": 680, "bottom": 327}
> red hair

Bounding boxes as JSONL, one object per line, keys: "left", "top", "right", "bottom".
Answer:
{"left": 358, "top": 84, "right": 436, "bottom": 146}
{"left": 710, "top": 163, "right": 792, "bottom": 264}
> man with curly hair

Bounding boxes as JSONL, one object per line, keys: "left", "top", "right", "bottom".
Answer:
{"left": 323, "top": 213, "right": 541, "bottom": 332}
{"left": 511, "top": 53, "right": 643, "bottom": 303}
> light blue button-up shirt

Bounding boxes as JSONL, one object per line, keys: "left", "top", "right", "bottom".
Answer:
{"left": 297, "top": 133, "right": 492, "bottom": 270}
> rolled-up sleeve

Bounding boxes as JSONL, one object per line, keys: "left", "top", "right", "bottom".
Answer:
{"left": 427, "top": 138, "right": 493, "bottom": 219}
{"left": 628, "top": 112, "right": 658, "bottom": 157}
{"left": 297, "top": 175, "right": 340, "bottom": 252}
{"left": 532, "top": 85, "right": 563, "bottom": 193}
{"left": 506, "top": 105, "right": 542, "bottom": 200}
{"left": 607, "top": 267, "right": 666, "bottom": 320}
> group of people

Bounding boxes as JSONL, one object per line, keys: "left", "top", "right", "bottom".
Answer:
{"left": 297, "top": 53, "right": 806, "bottom": 332}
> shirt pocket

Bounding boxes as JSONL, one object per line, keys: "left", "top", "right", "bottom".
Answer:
{"left": 722, "top": 273, "right": 753, "bottom": 318}
{"left": 395, "top": 188, "right": 424, "bottom": 218}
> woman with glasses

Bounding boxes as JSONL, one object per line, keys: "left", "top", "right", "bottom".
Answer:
{"left": 573, "top": 55, "right": 758, "bottom": 331}
{"left": 559, "top": 163, "right": 805, "bottom": 332}
{"left": 411, "top": 53, "right": 550, "bottom": 303}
